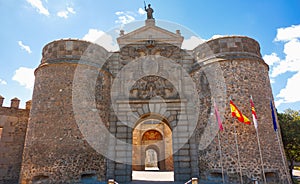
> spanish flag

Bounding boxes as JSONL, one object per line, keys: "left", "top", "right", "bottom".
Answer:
{"left": 230, "top": 100, "right": 251, "bottom": 125}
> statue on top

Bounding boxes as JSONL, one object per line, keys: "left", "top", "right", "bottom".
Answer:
{"left": 144, "top": 3, "right": 154, "bottom": 19}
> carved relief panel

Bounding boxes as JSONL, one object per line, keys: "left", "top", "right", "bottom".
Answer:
{"left": 120, "top": 43, "right": 181, "bottom": 61}
{"left": 130, "top": 75, "right": 179, "bottom": 100}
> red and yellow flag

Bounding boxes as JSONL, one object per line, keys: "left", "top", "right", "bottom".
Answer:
{"left": 230, "top": 100, "right": 251, "bottom": 125}
{"left": 250, "top": 97, "right": 258, "bottom": 129}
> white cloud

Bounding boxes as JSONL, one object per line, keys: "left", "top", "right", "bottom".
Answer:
{"left": 82, "top": 29, "right": 119, "bottom": 51}
{"left": 138, "top": 8, "right": 146, "bottom": 15}
{"left": 276, "top": 72, "right": 300, "bottom": 104}
{"left": 275, "top": 99, "right": 284, "bottom": 107}
{"left": 284, "top": 38, "right": 300, "bottom": 62}
{"left": 270, "top": 38, "right": 300, "bottom": 77}
{"left": 18, "top": 41, "right": 32, "bottom": 54}
{"left": 57, "top": 10, "right": 68, "bottom": 18}
{"left": 0, "top": 79, "right": 7, "bottom": 85}
{"left": 12, "top": 67, "right": 35, "bottom": 89}
{"left": 275, "top": 24, "right": 300, "bottom": 42}
{"left": 115, "top": 11, "right": 135, "bottom": 26}
{"left": 267, "top": 24, "right": 300, "bottom": 106}
{"left": 57, "top": 7, "right": 76, "bottom": 19}
{"left": 26, "top": 0, "right": 49, "bottom": 16}
{"left": 182, "top": 36, "right": 205, "bottom": 50}
{"left": 115, "top": 11, "right": 123, "bottom": 16}
{"left": 263, "top": 53, "right": 280, "bottom": 66}
{"left": 67, "top": 7, "right": 76, "bottom": 14}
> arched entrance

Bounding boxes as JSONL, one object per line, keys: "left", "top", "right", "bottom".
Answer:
{"left": 107, "top": 99, "right": 198, "bottom": 182}
{"left": 132, "top": 118, "right": 174, "bottom": 172}
{"left": 108, "top": 73, "right": 199, "bottom": 182}
{"left": 145, "top": 148, "right": 159, "bottom": 170}
{"left": 143, "top": 131, "right": 162, "bottom": 170}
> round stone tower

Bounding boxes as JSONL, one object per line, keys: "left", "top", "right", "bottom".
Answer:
{"left": 20, "top": 39, "right": 112, "bottom": 184}
{"left": 192, "top": 36, "right": 290, "bottom": 183}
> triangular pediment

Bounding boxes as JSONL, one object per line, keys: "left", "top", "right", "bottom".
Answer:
{"left": 117, "top": 20, "right": 184, "bottom": 48}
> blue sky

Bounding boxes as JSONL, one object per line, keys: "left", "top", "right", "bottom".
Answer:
{"left": 0, "top": 0, "right": 299, "bottom": 112}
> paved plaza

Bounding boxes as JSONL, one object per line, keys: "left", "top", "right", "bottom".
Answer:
{"left": 132, "top": 171, "right": 174, "bottom": 181}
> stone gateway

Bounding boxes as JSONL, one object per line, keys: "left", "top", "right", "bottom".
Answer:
{"left": 0, "top": 18, "right": 291, "bottom": 184}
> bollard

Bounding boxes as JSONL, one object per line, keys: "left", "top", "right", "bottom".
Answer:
{"left": 192, "top": 177, "right": 198, "bottom": 184}
{"left": 108, "top": 179, "right": 115, "bottom": 184}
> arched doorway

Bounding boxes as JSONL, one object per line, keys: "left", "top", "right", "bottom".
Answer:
{"left": 132, "top": 118, "right": 174, "bottom": 172}
{"left": 143, "top": 131, "right": 162, "bottom": 171}
{"left": 108, "top": 94, "right": 197, "bottom": 182}
{"left": 145, "top": 148, "right": 159, "bottom": 170}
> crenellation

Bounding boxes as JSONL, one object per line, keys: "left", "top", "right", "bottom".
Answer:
{"left": 0, "top": 96, "right": 31, "bottom": 110}
{"left": 0, "top": 95, "right": 3, "bottom": 107}
{"left": 10, "top": 97, "right": 20, "bottom": 109}
{"left": 25, "top": 100, "right": 32, "bottom": 110}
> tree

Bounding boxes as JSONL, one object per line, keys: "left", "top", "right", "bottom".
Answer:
{"left": 278, "top": 109, "right": 300, "bottom": 179}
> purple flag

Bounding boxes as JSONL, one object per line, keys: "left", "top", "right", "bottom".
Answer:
{"left": 270, "top": 100, "right": 278, "bottom": 131}
{"left": 214, "top": 101, "right": 224, "bottom": 131}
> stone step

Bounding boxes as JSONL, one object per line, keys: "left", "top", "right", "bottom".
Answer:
{"left": 78, "top": 180, "right": 221, "bottom": 184}
{"left": 130, "top": 181, "right": 182, "bottom": 184}
{"left": 198, "top": 181, "right": 223, "bottom": 184}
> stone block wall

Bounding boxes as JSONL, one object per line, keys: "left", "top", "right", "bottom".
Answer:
{"left": 0, "top": 97, "right": 29, "bottom": 184}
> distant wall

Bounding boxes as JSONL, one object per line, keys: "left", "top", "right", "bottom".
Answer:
{"left": 0, "top": 97, "right": 30, "bottom": 184}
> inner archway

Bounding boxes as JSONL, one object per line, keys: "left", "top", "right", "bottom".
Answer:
{"left": 132, "top": 117, "right": 174, "bottom": 181}
{"left": 145, "top": 148, "right": 159, "bottom": 170}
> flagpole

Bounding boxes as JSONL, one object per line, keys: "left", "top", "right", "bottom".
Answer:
{"left": 255, "top": 128, "right": 267, "bottom": 183}
{"left": 233, "top": 120, "right": 243, "bottom": 184}
{"left": 250, "top": 95, "right": 267, "bottom": 183}
{"left": 271, "top": 100, "right": 292, "bottom": 184}
{"left": 276, "top": 131, "right": 292, "bottom": 184}
{"left": 214, "top": 99, "right": 225, "bottom": 183}
{"left": 217, "top": 131, "right": 225, "bottom": 183}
